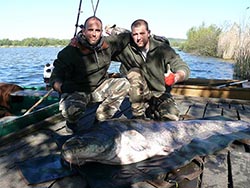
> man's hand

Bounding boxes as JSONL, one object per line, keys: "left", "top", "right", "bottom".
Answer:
{"left": 164, "top": 70, "right": 186, "bottom": 86}
{"left": 53, "top": 82, "right": 62, "bottom": 93}
{"left": 105, "top": 24, "right": 116, "bottom": 35}
{"left": 164, "top": 72, "right": 176, "bottom": 86}
{"left": 105, "top": 24, "right": 130, "bottom": 35}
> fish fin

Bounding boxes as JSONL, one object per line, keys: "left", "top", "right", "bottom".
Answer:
{"left": 122, "top": 130, "right": 149, "bottom": 152}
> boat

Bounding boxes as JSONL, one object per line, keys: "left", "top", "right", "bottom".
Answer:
{"left": 0, "top": 63, "right": 59, "bottom": 138}
{"left": 0, "top": 85, "right": 59, "bottom": 138}
{"left": 109, "top": 72, "right": 250, "bottom": 100}
{"left": 171, "top": 77, "right": 250, "bottom": 100}
{"left": 0, "top": 77, "right": 249, "bottom": 188}
{"left": 1, "top": 0, "right": 249, "bottom": 185}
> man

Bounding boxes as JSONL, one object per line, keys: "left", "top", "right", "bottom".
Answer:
{"left": 50, "top": 16, "right": 130, "bottom": 133}
{"left": 107, "top": 19, "right": 190, "bottom": 121}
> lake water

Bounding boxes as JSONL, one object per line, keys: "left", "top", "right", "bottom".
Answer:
{"left": 0, "top": 47, "right": 235, "bottom": 87}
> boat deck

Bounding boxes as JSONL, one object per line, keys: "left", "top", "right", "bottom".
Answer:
{"left": 0, "top": 95, "right": 250, "bottom": 188}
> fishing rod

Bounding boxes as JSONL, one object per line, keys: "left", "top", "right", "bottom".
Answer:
{"left": 27, "top": 0, "right": 83, "bottom": 114}
{"left": 216, "top": 79, "right": 249, "bottom": 88}
{"left": 74, "top": 0, "right": 83, "bottom": 37}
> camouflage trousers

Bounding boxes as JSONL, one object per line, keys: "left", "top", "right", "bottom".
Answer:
{"left": 59, "top": 77, "right": 130, "bottom": 123}
{"left": 126, "top": 68, "right": 180, "bottom": 121}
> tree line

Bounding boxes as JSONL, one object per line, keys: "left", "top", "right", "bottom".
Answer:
{"left": 0, "top": 38, "right": 69, "bottom": 47}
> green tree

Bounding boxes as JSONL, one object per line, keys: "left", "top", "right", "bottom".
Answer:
{"left": 0, "top": 38, "right": 12, "bottom": 46}
{"left": 181, "top": 22, "right": 221, "bottom": 56}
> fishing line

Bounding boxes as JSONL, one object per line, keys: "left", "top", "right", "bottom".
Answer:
{"left": 73, "top": 0, "right": 100, "bottom": 37}
{"left": 91, "top": 0, "right": 100, "bottom": 16}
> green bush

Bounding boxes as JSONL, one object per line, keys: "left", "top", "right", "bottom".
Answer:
{"left": 181, "top": 22, "right": 221, "bottom": 56}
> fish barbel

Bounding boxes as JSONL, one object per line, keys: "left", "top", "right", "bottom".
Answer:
{"left": 61, "top": 119, "right": 250, "bottom": 165}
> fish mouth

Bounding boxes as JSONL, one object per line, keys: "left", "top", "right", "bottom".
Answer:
{"left": 61, "top": 137, "right": 88, "bottom": 166}
{"left": 61, "top": 135, "right": 108, "bottom": 166}
{"left": 61, "top": 150, "right": 86, "bottom": 166}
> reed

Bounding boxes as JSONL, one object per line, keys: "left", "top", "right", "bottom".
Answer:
{"left": 233, "top": 22, "right": 250, "bottom": 79}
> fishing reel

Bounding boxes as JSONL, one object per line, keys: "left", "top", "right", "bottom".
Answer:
{"left": 43, "top": 63, "right": 54, "bottom": 89}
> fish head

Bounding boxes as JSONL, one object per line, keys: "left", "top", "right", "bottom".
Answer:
{"left": 61, "top": 133, "right": 115, "bottom": 166}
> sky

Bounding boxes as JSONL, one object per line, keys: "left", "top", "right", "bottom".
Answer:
{"left": 0, "top": 0, "right": 250, "bottom": 40}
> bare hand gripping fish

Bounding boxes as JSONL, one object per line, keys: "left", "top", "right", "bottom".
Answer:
{"left": 61, "top": 119, "right": 250, "bottom": 166}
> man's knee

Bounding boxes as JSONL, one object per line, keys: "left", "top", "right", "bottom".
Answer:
{"left": 114, "top": 78, "right": 130, "bottom": 94}
{"left": 60, "top": 92, "right": 88, "bottom": 123}
{"left": 126, "top": 69, "right": 146, "bottom": 103}
{"left": 126, "top": 68, "right": 143, "bottom": 81}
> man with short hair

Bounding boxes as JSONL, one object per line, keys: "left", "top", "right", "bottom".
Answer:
{"left": 108, "top": 19, "right": 190, "bottom": 121}
{"left": 50, "top": 16, "right": 130, "bottom": 133}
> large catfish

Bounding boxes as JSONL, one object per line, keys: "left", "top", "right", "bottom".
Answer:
{"left": 61, "top": 119, "right": 250, "bottom": 166}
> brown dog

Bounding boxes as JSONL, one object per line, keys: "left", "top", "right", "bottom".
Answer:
{"left": 0, "top": 83, "right": 23, "bottom": 118}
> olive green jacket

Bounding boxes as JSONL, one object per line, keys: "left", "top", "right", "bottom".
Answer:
{"left": 112, "top": 34, "right": 190, "bottom": 93}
